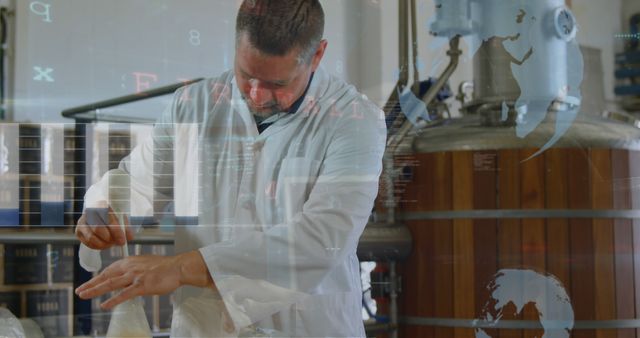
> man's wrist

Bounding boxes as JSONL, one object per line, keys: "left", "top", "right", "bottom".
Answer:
{"left": 175, "top": 250, "right": 215, "bottom": 289}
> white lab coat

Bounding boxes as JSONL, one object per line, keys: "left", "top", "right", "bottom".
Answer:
{"left": 84, "top": 67, "right": 387, "bottom": 337}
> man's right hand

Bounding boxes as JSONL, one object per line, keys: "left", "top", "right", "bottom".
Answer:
{"left": 75, "top": 207, "right": 134, "bottom": 250}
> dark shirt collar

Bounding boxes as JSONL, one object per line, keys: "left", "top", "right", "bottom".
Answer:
{"left": 287, "top": 72, "right": 315, "bottom": 114}
{"left": 253, "top": 72, "right": 314, "bottom": 132}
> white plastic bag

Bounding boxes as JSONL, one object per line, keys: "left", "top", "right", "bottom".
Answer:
{"left": 79, "top": 241, "right": 103, "bottom": 272}
{"left": 0, "top": 308, "right": 25, "bottom": 338}
{"left": 18, "top": 319, "right": 44, "bottom": 338}
{"left": 106, "top": 298, "right": 152, "bottom": 338}
{"left": 79, "top": 202, "right": 109, "bottom": 272}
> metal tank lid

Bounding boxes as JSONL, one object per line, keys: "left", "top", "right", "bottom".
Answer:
{"left": 410, "top": 113, "right": 640, "bottom": 153}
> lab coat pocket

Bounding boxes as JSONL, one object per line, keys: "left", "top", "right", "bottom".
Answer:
{"left": 277, "top": 158, "right": 321, "bottom": 221}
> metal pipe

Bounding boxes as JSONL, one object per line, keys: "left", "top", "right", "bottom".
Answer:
{"left": 71, "top": 120, "right": 90, "bottom": 335}
{"left": 382, "top": 153, "right": 396, "bottom": 225}
{"left": 380, "top": 0, "right": 412, "bottom": 225}
{"left": 386, "top": 35, "right": 461, "bottom": 154}
{"left": 72, "top": 121, "right": 88, "bottom": 226}
{"left": 398, "top": 0, "right": 409, "bottom": 88}
{"left": 384, "top": 0, "right": 410, "bottom": 132}
{"left": 382, "top": 0, "right": 412, "bottom": 133}
{"left": 380, "top": 209, "right": 640, "bottom": 220}
{"left": 61, "top": 78, "right": 204, "bottom": 122}
{"left": 0, "top": 230, "right": 174, "bottom": 245}
{"left": 410, "top": 0, "right": 420, "bottom": 90}
{"left": 364, "top": 322, "right": 398, "bottom": 335}
{"left": 389, "top": 261, "right": 399, "bottom": 338}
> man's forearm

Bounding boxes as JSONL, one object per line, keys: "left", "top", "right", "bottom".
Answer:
{"left": 176, "top": 250, "right": 216, "bottom": 289}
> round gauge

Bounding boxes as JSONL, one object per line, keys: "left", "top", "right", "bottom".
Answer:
{"left": 553, "top": 7, "right": 577, "bottom": 41}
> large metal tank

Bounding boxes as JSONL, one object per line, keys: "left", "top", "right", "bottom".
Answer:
{"left": 395, "top": 113, "right": 640, "bottom": 337}
{"left": 463, "top": 0, "right": 581, "bottom": 131}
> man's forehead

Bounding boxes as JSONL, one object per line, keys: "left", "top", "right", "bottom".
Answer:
{"left": 237, "top": 66, "right": 294, "bottom": 85}
{"left": 237, "top": 33, "right": 302, "bottom": 62}
{"left": 236, "top": 35, "right": 304, "bottom": 84}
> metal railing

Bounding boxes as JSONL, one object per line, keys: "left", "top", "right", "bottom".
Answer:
{"left": 61, "top": 78, "right": 203, "bottom": 123}
{"left": 0, "top": 230, "right": 173, "bottom": 245}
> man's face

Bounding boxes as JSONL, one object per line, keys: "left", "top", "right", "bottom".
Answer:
{"left": 234, "top": 33, "right": 325, "bottom": 117}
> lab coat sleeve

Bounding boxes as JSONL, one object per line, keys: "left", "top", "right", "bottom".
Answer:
{"left": 199, "top": 99, "right": 387, "bottom": 329}
{"left": 83, "top": 90, "right": 180, "bottom": 222}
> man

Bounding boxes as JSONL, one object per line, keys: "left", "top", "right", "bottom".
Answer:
{"left": 75, "top": 0, "right": 386, "bottom": 336}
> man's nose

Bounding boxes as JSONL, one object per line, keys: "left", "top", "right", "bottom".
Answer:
{"left": 248, "top": 80, "right": 274, "bottom": 106}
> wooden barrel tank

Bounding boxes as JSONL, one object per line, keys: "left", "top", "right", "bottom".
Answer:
{"left": 395, "top": 114, "right": 640, "bottom": 338}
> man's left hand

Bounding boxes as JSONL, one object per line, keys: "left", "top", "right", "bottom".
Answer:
{"left": 75, "top": 255, "right": 181, "bottom": 309}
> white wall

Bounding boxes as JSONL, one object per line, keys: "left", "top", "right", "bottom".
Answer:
{"left": 572, "top": 0, "right": 623, "bottom": 105}
{"left": 11, "top": 0, "right": 356, "bottom": 123}
{"left": 319, "top": 0, "right": 358, "bottom": 86}
{"left": 352, "top": 0, "right": 401, "bottom": 107}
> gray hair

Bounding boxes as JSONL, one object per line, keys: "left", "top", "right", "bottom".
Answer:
{"left": 236, "top": 0, "right": 325, "bottom": 64}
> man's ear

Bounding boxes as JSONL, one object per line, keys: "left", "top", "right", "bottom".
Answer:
{"left": 311, "top": 40, "right": 328, "bottom": 72}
